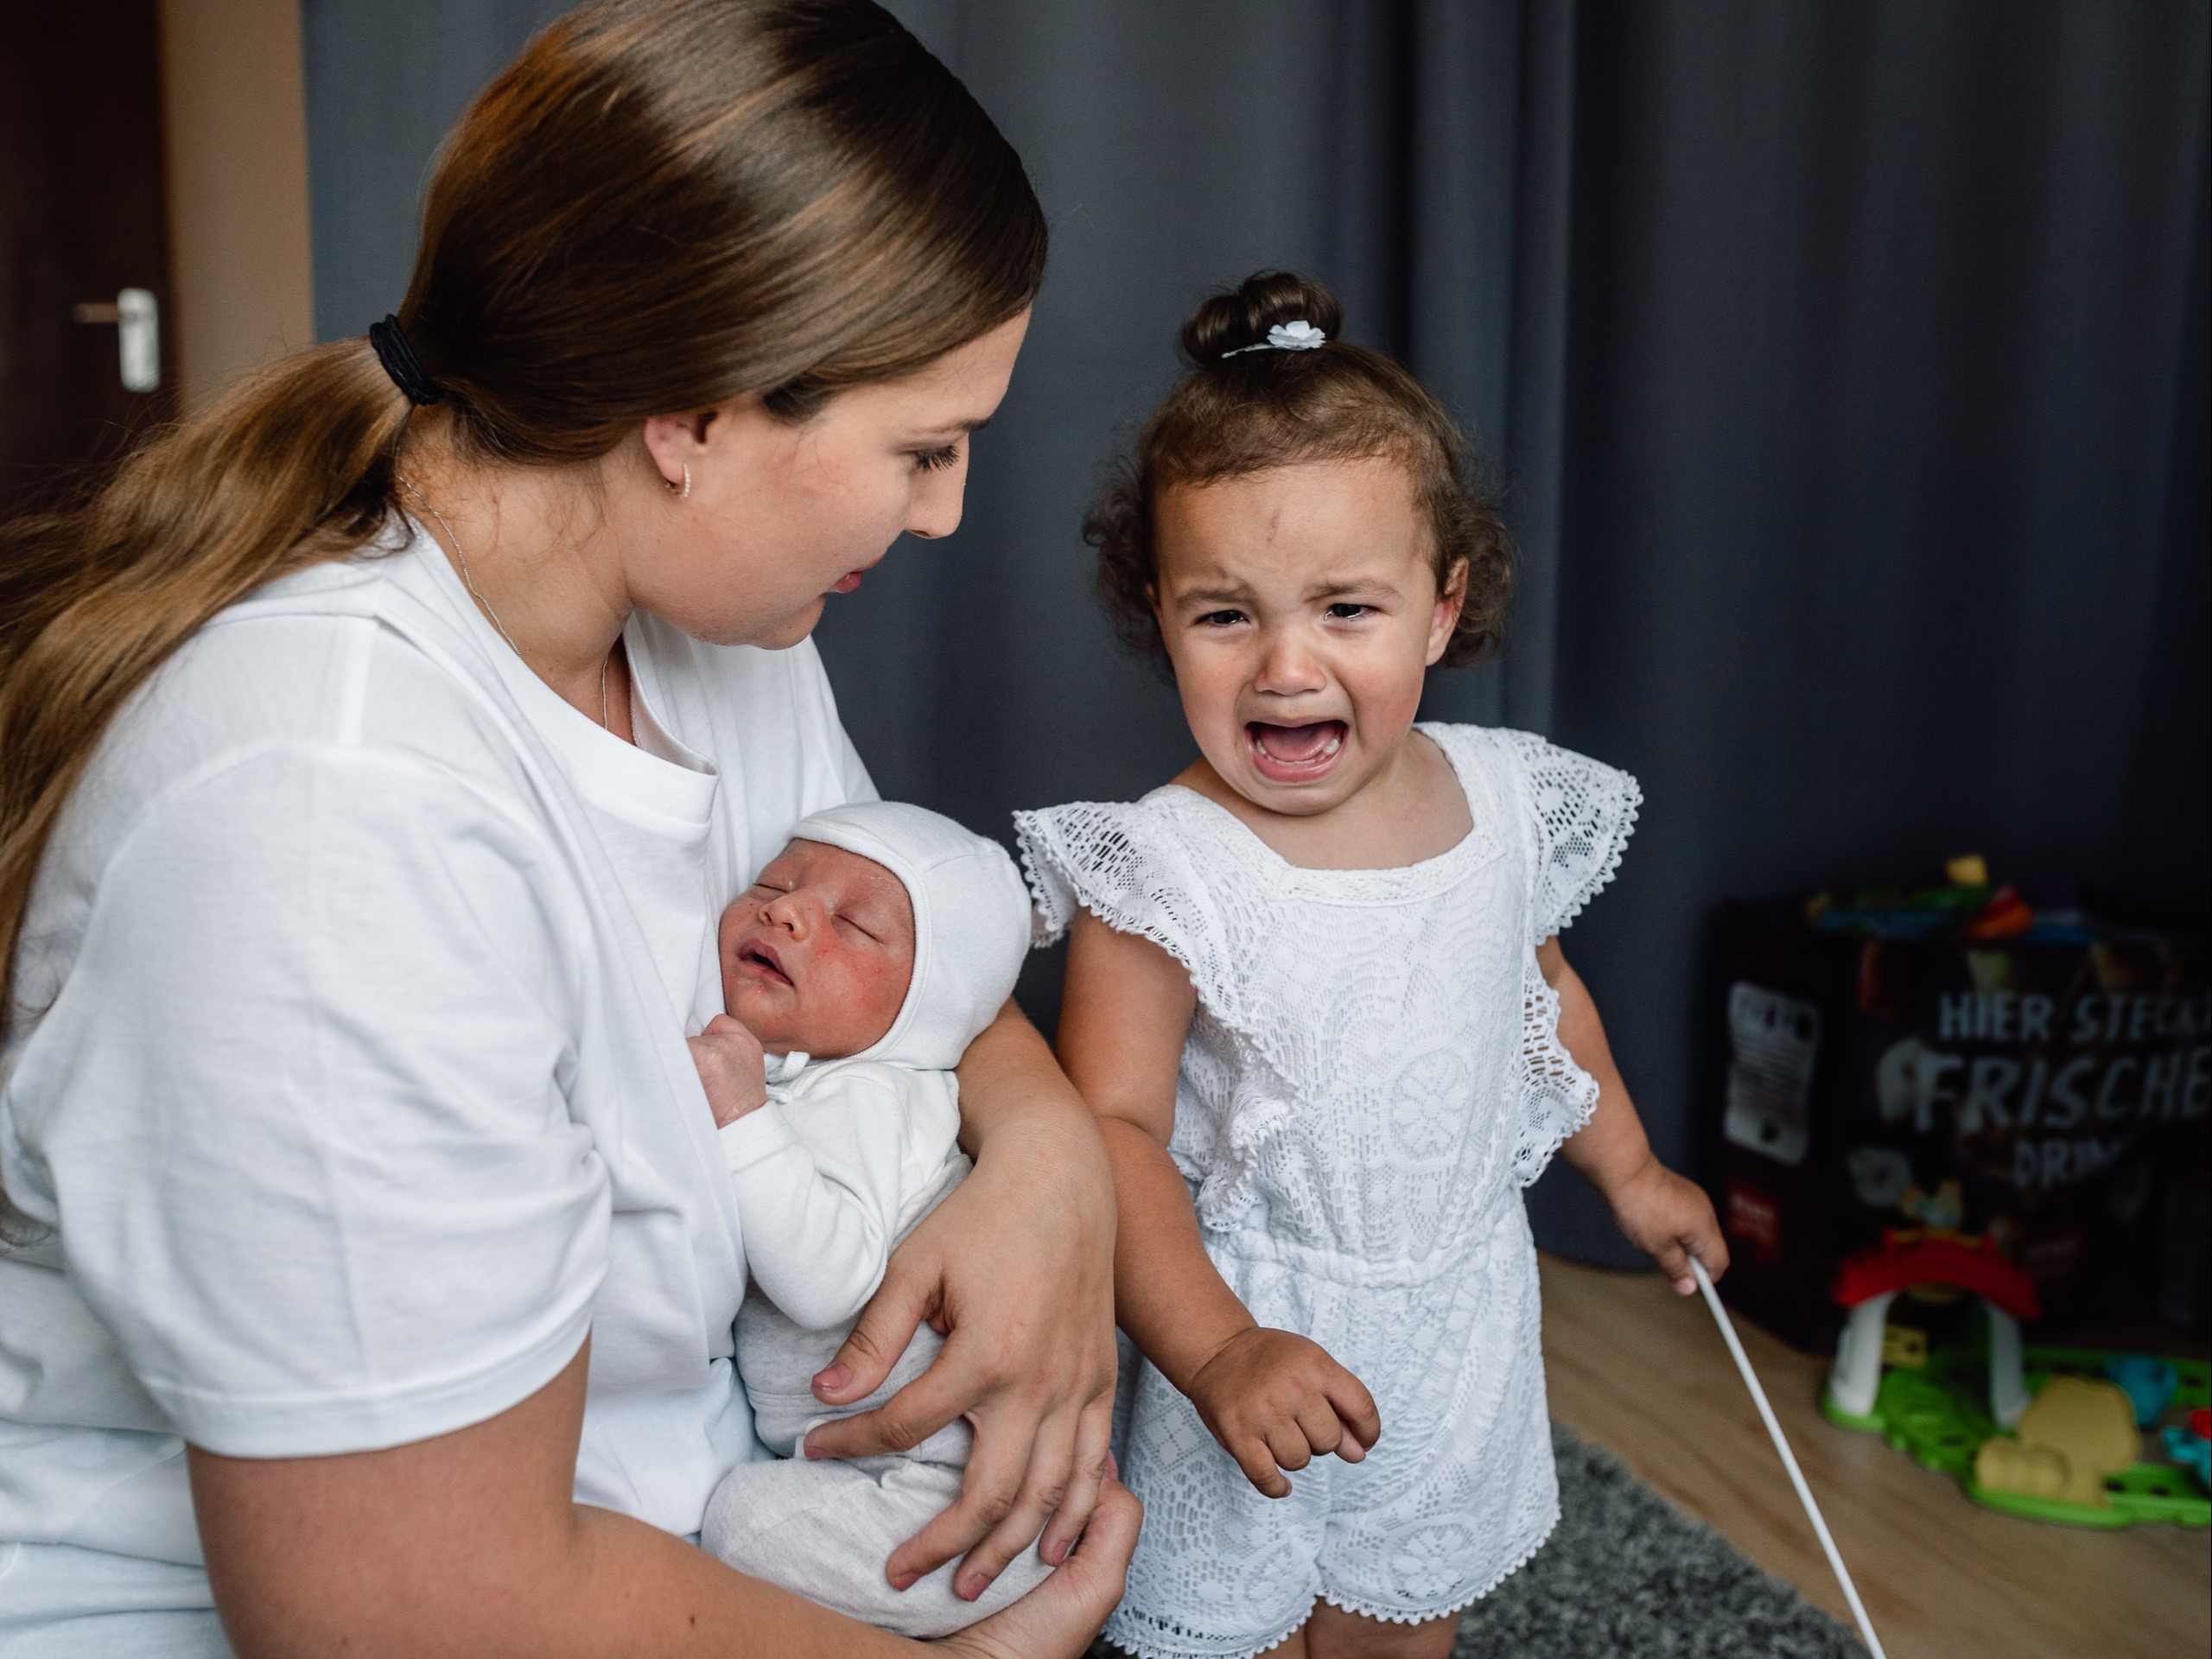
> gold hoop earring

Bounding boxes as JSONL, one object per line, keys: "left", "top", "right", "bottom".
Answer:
{"left": 666, "top": 464, "right": 690, "bottom": 499}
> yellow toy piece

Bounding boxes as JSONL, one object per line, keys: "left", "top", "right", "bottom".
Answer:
{"left": 1879, "top": 1324, "right": 1928, "bottom": 1369}
{"left": 1975, "top": 1439, "right": 2071, "bottom": 1498}
{"left": 1974, "top": 1376, "right": 2140, "bottom": 1509}
{"left": 1898, "top": 1180, "right": 1966, "bottom": 1234}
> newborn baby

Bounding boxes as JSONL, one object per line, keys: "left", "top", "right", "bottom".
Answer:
{"left": 691, "top": 801, "right": 1045, "bottom": 1636}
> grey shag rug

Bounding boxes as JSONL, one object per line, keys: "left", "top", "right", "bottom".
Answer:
{"left": 1096, "top": 1424, "right": 1864, "bottom": 1657}
{"left": 1451, "top": 1425, "right": 1864, "bottom": 1657}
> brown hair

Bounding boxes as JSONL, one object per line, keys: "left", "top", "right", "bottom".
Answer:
{"left": 1087, "top": 270, "right": 1512, "bottom": 666}
{"left": 0, "top": 0, "right": 1043, "bottom": 1219}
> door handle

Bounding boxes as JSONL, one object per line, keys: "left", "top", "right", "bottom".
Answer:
{"left": 71, "top": 288, "right": 161, "bottom": 392}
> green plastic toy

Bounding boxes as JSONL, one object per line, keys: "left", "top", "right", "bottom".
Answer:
{"left": 1819, "top": 1228, "right": 2208, "bottom": 1528}
{"left": 1821, "top": 1330, "right": 2210, "bottom": 1529}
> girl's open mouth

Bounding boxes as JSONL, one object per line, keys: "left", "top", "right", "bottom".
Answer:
{"left": 832, "top": 570, "right": 866, "bottom": 594}
{"left": 1246, "top": 719, "right": 1347, "bottom": 784}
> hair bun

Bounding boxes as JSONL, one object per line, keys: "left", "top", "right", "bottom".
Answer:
{"left": 1181, "top": 270, "right": 1345, "bottom": 364}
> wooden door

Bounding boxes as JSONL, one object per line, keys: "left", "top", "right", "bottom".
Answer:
{"left": 0, "top": 1, "right": 175, "bottom": 518}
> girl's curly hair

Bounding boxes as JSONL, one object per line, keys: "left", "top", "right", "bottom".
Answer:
{"left": 1086, "top": 270, "right": 1514, "bottom": 668}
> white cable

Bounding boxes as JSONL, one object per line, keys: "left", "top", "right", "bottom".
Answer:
{"left": 1689, "top": 1257, "right": 1888, "bottom": 1659}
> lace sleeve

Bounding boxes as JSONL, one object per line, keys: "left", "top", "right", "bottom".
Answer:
{"left": 1512, "top": 960, "right": 1601, "bottom": 1186}
{"left": 1013, "top": 801, "right": 1243, "bottom": 1023}
{"left": 1498, "top": 731, "right": 1642, "bottom": 944}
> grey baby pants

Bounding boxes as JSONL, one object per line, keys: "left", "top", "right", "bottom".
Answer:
{"left": 703, "top": 1284, "right": 1056, "bottom": 1636}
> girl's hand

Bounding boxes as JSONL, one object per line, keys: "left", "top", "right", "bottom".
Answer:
{"left": 798, "top": 1007, "right": 1119, "bottom": 1602}
{"left": 1185, "top": 1326, "right": 1380, "bottom": 1498}
{"left": 930, "top": 1472, "right": 1141, "bottom": 1659}
{"left": 688, "top": 1014, "right": 768, "bottom": 1128}
{"left": 1607, "top": 1155, "right": 1729, "bottom": 1294}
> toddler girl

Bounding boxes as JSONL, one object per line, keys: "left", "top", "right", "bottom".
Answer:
{"left": 1016, "top": 272, "right": 1727, "bottom": 1659}
{"left": 686, "top": 801, "right": 1050, "bottom": 1636}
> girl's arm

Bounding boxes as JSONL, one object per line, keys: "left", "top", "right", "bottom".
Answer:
{"left": 1054, "top": 911, "right": 1378, "bottom": 1497}
{"left": 192, "top": 1341, "right": 1141, "bottom": 1659}
{"left": 797, "top": 1000, "right": 1121, "bottom": 1601}
{"left": 1541, "top": 938, "right": 1729, "bottom": 1292}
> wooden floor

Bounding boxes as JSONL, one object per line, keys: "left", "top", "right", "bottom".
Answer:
{"left": 1540, "top": 1256, "right": 2211, "bottom": 1659}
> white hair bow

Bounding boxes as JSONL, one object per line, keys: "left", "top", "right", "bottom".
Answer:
{"left": 1222, "top": 319, "right": 1328, "bottom": 357}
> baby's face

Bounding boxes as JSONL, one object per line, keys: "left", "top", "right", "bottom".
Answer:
{"left": 718, "top": 840, "right": 916, "bottom": 1058}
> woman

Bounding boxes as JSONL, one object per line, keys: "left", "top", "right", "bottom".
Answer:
{"left": 0, "top": 3, "right": 1134, "bottom": 1654}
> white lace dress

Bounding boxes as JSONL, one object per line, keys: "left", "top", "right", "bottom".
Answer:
{"left": 1015, "top": 724, "right": 1639, "bottom": 1657}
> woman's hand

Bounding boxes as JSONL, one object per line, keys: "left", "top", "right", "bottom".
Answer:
{"left": 797, "top": 1004, "right": 1119, "bottom": 1602}
{"left": 1185, "top": 1327, "right": 1379, "bottom": 1498}
{"left": 931, "top": 1471, "right": 1141, "bottom": 1659}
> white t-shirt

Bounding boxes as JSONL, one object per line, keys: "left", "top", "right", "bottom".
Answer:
{"left": 0, "top": 524, "right": 875, "bottom": 1649}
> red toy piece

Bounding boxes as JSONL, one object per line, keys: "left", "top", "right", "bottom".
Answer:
{"left": 1831, "top": 1230, "right": 2040, "bottom": 1321}
{"left": 1827, "top": 1230, "right": 2041, "bottom": 1430}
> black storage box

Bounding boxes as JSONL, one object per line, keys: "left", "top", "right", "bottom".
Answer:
{"left": 1707, "top": 889, "right": 2210, "bottom": 1352}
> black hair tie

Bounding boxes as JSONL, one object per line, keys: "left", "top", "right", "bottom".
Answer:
{"left": 368, "top": 315, "right": 445, "bottom": 406}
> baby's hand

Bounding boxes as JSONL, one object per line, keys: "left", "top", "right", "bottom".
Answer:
{"left": 689, "top": 1014, "right": 768, "bottom": 1128}
{"left": 1608, "top": 1157, "right": 1729, "bottom": 1294}
{"left": 1185, "top": 1326, "right": 1380, "bottom": 1498}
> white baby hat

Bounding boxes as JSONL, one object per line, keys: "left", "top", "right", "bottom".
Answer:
{"left": 785, "top": 802, "right": 1033, "bottom": 1071}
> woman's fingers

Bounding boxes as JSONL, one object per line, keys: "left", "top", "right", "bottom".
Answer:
{"left": 949, "top": 1405, "right": 1080, "bottom": 1598}
{"left": 1036, "top": 1392, "right": 1115, "bottom": 1567}
{"left": 800, "top": 1350, "right": 966, "bottom": 1465}
{"left": 943, "top": 1476, "right": 1141, "bottom": 1659}
{"left": 809, "top": 1252, "right": 936, "bottom": 1409}
{"left": 881, "top": 1379, "right": 1043, "bottom": 1586}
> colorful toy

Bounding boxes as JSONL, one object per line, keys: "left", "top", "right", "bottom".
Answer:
{"left": 2105, "top": 1354, "right": 2178, "bottom": 1427}
{"left": 1821, "top": 1231, "right": 2210, "bottom": 1529}
{"left": 2164, "top": 1409, "right": 2212, "bottom": 1492}
{"left": 1974, "top": 1377, "right": 2139, "bottom": 1509}
{"left": 1826, "top": 1230, "right": 2039, "bottom": 1432}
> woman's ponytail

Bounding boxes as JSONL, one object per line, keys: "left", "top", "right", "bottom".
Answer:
{"left": 0, "top": 342, "right": 409, "bottom": 1007}
{"left": 0, "top": 0, "right": 1045, "bottom": 1231}
{"left": 0, "top": 344, "right": 406, "bottom": 1236}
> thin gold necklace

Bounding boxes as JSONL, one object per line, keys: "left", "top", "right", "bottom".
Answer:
{"left": 398, "top": 479, "right": 612, "bottom": 730}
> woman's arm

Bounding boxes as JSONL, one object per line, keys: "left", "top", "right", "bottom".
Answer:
{"left": 1542, "top": 938, "right": 1728, "bottom": 1291}
{"left": 194, "top": 1340, "right": 1139, "bottom": 1659}
{"left": 797, "top": 998, "right": 1120, "bottom": 1601}
{"left": 1053, "top": 912, "right": 1377, "bottom": 1497}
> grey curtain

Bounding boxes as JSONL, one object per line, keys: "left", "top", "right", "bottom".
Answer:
{"left": 303, "top": 0, "right": 2209, "bottom": 1266}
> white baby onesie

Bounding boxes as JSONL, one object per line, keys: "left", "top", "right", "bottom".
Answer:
{"left": 699, "top": 802, "right": 1046, "bottom": 1637}
{"left": 1015, "top": 723, "right": 1640, "bottom": 1659}
{"left": 706, "top": 1056, "right": 1060, "bottom": 1633}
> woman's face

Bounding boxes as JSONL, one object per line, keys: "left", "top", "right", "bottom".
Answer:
{"left": 629, "top": 308, "right": 1031, "bottom": 650}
